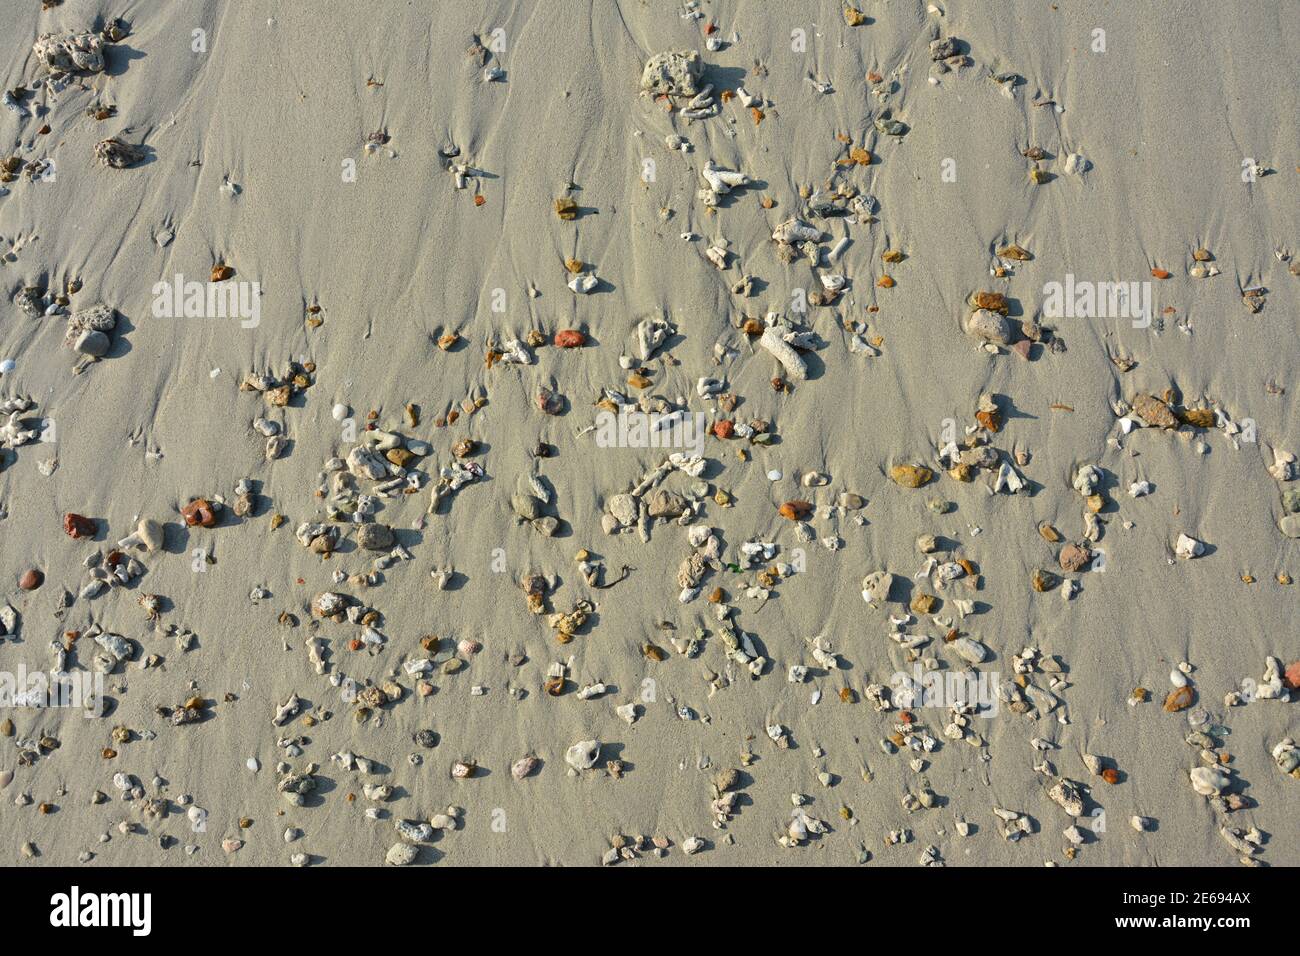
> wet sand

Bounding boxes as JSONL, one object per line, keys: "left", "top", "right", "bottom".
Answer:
{"left": 0, "top": 0, "right": 1296, "bottom": 866}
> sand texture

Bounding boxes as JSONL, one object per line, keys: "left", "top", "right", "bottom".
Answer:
{"left": 0, "top": 0, "right": 1296, "bottom": 867}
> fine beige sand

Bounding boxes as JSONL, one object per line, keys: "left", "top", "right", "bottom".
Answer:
{"left": 0, "top": 0, "right": 1296, "bottom": 867}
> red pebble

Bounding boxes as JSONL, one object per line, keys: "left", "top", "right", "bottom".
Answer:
{"left": 181, "top": 498, "right": 217, "bottom": 528}
{"left": 713, "top": 420, "right": 735, "bottom": 439}
{"left": 1285, "top": 660, "right": 1300, "bottom": 692}
{"left": 18, "top": 569, "right": 43, "bottom": 591}
{"left": 553, "top": 329, "right": 586, "bottom": 348}
{"left": 63, "top": 513, "right": 96, "bottom": 538}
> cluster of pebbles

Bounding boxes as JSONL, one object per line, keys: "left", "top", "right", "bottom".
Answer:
{"left": 0, "top": 10, "right": 1295, "bottom": 869}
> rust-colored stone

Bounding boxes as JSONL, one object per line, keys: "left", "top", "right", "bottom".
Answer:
{"left": 553, "top": 329, "right": 586, "bottom": 348}
{"left": 182, "top": 498, "right": 217, "bottom": 528}
{"left": 63, "top": 513, "right": 96, "bottom": 538}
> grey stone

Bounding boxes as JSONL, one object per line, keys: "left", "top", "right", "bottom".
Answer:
{"left": 74, "top": 329, "right": 111, "bottom": 357}
{"left": 356, "top": 523, "right": 395, "bottom": 550}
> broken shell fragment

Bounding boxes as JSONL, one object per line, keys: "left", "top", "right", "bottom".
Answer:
{"left": 1163, "top": 685, "right": 1195, "bottom": 712}
{"left": 568, "top": 273, "right": 598, "bottom": 294}
{"left": 965, "top": 309, "right": 1013, "bottom": 346}
{"left": 996, "top": 243, "right": 1032, "bottom": 261}
{"left": 564, "top": 739, "right": 601, "bottom": 771}
{"left": 1271, "top": 738, "right": 1298, "bottom": 776}
{"left": 1174, "top": 533, "right": 1204, "bottom": 560}
{"left": 1062, "top": 152, "right": 1090, "bottom": 175}
{"left": 861, "top": 571, "right": 895, "bottom": 604}
{"left": 1189, "top": 766, "right": 1230, "bottom": 797}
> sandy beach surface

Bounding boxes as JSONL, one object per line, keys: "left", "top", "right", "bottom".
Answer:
{"left": 0, "top": 0, "right": 1296, "bottom": 867}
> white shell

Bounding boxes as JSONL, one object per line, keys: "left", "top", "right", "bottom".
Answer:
{"left": 564, "top": 739, "right": 601, "bottom": 771}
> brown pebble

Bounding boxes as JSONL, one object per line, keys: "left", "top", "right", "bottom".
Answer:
{"left": 1163, "top": 685, "right": 1195, "bottom": 712}
{"left": 889, "top": 464, "right": 932, "bottom": 488}
{"left": 385, "top": 447, "right": 415, "bottom": 468}
{"left": 910, "top": 593, "right": 938, "bottom": 615}
{"left": 778, "top": 500, "right": 813, "bottom": 521}
{"left": 18, "top": 569, "right": 43, "bottom": 590}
